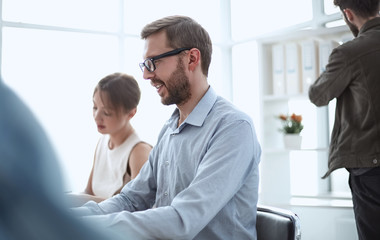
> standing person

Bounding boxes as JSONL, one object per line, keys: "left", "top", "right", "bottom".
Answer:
{"left": 308, "top": 1, "right": 380, "bottom": 239}
{"left": 68, "top": 72, "right": 152, "bottom": 206}
{"left": 72, "top": 15, "right": 261, "bottom": 240}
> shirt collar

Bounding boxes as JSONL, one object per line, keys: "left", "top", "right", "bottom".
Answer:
{"left": 168, "top": 86, "right": 217, "bottom": 131}
{"left": 185, "top": 86, "right": 217, "bottom": 127}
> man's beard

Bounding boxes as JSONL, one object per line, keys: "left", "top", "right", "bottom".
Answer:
{"left": 161, "top": 59, "right": 191, "bottom": 106}
{"left": 343, "top": 12, "right": 359, "bottom": 37}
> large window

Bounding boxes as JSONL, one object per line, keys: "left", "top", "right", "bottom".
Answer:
{"left": 2, "top": 27, "right": 122, "bottom": 190}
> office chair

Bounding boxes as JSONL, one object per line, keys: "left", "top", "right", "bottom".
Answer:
{"left": 256, "top": 205, "right": 301, "bottom": 240}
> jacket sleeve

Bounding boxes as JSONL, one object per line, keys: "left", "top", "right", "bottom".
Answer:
{"left": 309, "top": 48, "right": 352, "bottom": 106}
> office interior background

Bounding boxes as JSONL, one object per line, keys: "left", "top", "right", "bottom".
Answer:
{"left": 0, "top": 0, "right": 360, "bottom": 239}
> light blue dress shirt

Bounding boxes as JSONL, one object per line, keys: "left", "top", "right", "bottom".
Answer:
{"left": 73, "top": 87, "right": 261, "bottom": 240}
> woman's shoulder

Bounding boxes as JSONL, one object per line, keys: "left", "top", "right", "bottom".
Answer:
{"left": 132, "top": 141, "right": 153, "bottom": 154}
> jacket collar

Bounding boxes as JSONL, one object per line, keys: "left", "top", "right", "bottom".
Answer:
{"left": 359, "top": 17, "right": 380, "bottom": 36}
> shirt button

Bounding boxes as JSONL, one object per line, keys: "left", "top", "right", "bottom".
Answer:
{"left": 165, "top": 161, "right": 169, "bottom": 166}
{"left": 164, "top": 191, "right": 168, "bottom": 196}
{"left": 373, "top": 159, "right": 378, "bottom": 164}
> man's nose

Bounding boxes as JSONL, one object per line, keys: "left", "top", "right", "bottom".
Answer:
{"left": 142, "top": 68, "right": 155, "bottom": 80}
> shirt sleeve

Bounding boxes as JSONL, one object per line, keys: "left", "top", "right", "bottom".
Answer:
{"left": 74, "top": 119, "right": 260, "bottom": 240}
{"left": 309, "top": 48, "right": 352, "bottom": 106}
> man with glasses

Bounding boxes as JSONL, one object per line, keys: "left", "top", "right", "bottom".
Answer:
{"left": 72, "top": 15, "right": 261, "bottom": 239}
{"left": 309, "top": 0, "right": 380, "bottom": 239}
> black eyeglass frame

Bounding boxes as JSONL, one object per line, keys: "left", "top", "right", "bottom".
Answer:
{"left": 139, "top": 47, "right": 192, "bottom": 72}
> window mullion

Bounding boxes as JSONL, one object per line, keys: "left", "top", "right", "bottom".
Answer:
{"left": 312, "top": 0, "right": 325, "bottom": 28}
{"left": 220, "top": 0, "right": 233, "bottom": 101}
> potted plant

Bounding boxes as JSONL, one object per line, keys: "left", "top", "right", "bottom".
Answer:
{"left": 278, "top": 113, "right": 304, "bottom": 149}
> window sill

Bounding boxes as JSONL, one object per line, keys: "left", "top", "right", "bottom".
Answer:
{"left": 290, "top": 193, "right": 353, "bottom": 208}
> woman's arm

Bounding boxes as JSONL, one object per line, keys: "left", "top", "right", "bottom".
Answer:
{"left": 129, "top": 142, "right": 152, "bottom": 179}
{"left": 66, "top": 192, "right": 106, "bottom": 207}
{"left": 84, "top": 146, "right": 98, "bottom": 195}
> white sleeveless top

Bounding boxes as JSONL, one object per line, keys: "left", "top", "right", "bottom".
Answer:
{"left": 92, "top": 131, "right": 141, "bottom": 198}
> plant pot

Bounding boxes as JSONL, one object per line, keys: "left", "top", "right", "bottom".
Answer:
{"left": 283, "top": 134, "right": 302, "bottom": 149}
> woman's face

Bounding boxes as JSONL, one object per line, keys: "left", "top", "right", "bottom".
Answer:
{"left": 92, "top": 90, "right": 129, "bottom": 135}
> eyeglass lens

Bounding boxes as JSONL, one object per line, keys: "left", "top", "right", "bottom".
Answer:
{"left": 140, "top": 47, "right": 192, "bottom": 73}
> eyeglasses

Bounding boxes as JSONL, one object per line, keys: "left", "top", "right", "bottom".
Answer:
{"left": 139, "top": 47, "right": 191, "bottom": 72}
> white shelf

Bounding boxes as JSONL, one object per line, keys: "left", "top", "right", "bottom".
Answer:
{"left": 263, "top": 147, "right": 328, "bottom": 153}
{"left": 263, "top": 94, "right": 308, "bottom": 102}
{"left": 258, "top": 25, "right": 350, "bottom": 207}
{"left": 256, "top": 25, "right": 350, "bottom": 44}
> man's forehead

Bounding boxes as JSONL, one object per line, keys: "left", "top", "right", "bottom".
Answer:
{"left": 142, "top": 31, "right": 170, "bottom": 58}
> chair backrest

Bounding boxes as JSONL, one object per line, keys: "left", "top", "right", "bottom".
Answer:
{"left": 256, "top": 205, "right": 301, "bottom": 240}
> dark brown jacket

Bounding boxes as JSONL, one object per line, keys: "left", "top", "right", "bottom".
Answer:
{"left": 309, "top": 17, "right": 380, "bottom": 178}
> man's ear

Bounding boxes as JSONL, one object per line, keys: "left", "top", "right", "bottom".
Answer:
{"left": 343, "top": 8, "right": 354, "bottom": 22}
{"left": 187, "top": 48, "right": 201, "bottom": 72}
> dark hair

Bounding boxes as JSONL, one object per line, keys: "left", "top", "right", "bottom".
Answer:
{"left": 333, "top": 0, "right": 380, "bottom": 17}
{"left": 93, "top": 73, "right": 141, "bottom": 114}
{"left": 140, "top": 15, "right": 212, "bottom": 77}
